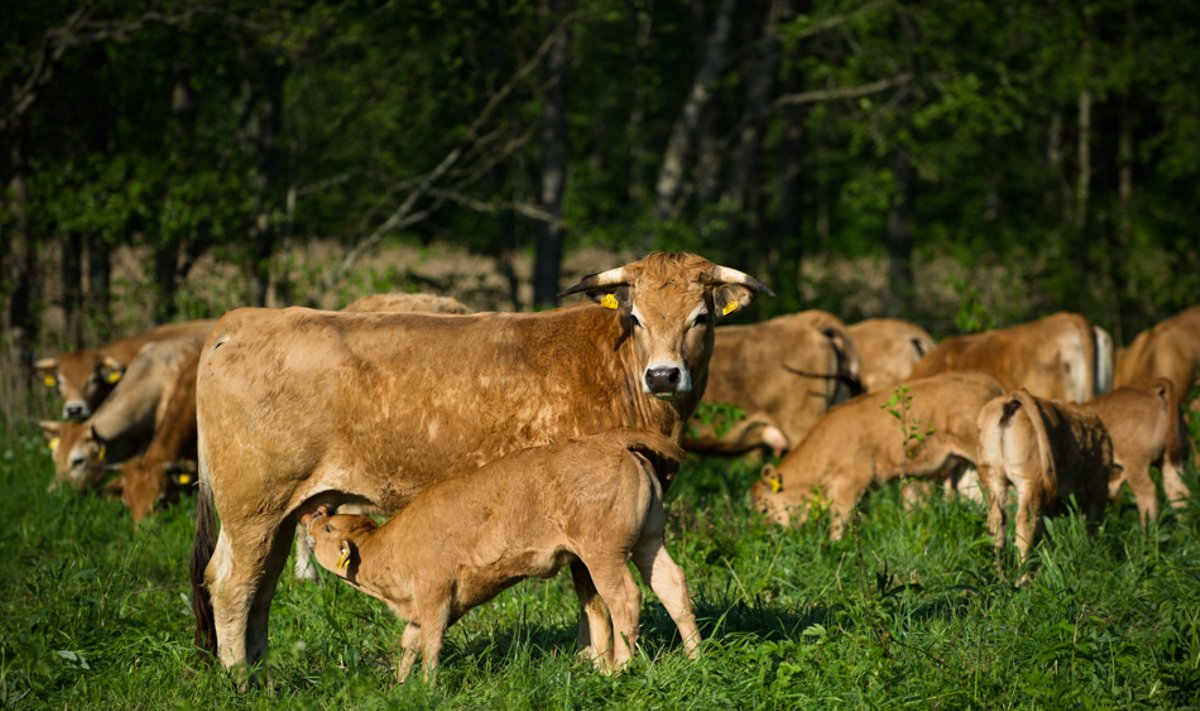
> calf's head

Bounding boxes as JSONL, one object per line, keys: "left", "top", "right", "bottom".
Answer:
{"left": 35, "top": 353, "right": 125, "bottom": 420}
{"left": 561, "top": 252, "right": 772, "bottom": 402}
{"left": 41, "top": 420, "right": 109, "bottom": 491}
{"left": 302, "top": 505, "right": 378, "bottom": 580}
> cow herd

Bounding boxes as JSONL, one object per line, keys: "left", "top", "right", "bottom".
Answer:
{"left": 31, "top": 251, "right": 1198, "bottom": 686}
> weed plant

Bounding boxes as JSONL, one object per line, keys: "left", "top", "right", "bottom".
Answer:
{"left": 1, "top": 418, "right": 1199, "bottom": 708}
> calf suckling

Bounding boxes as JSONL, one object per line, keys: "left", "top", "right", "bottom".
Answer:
{"left": 299, "top": 430, "right": 701, "bottom": 683}
{"left": 977, "top": 389, "right": 1119, "bottom": 567}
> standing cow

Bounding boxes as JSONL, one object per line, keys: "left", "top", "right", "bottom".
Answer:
{"left": 192, "top": 252, "right": 771, "bottom": 680}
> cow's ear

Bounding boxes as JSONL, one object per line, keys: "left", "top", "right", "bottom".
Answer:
{"left": 98, "top": 355, "right": 124, "bottom": 385}
{"left": 34, "top": 359, "right": 58, "bottom": 387}
{"left": 591, "top": 285, "right": 631, "bottom": 312}
{"left": 713, "top": 284, "right": 757, "bottom": 319}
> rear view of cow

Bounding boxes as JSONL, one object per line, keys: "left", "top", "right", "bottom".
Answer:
{"left": 910, "top": 312, "right": 1100, "bottom": 403}
{"left": 977, "top": 390, "right": 1118, "bottom": 566}
{"left": 192, "top": 252, "right": 771, "bottom": 681}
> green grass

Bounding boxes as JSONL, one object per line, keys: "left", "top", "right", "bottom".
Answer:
{"left": 2, "top": 424, "right": 1200, "bottom": 709}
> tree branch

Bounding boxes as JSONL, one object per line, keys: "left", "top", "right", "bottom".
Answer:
{"left": 774, "top": 72, "right": 912, "bottom": 107}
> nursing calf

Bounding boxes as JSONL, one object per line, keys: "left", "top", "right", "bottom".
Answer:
{"left": 977, "top": 390, "right": 1117, "bottom": 564}
{"left": 750, "top": 372, "right": 1005, "bottom": 539}
{"left": 301, "top": 431, "right": 700, "bottom": 683}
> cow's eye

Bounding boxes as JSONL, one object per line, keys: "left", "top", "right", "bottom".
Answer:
{"left": 629, "top": 313, "right": 642, "bottom": 328}
{"left": 693, "top": 312, "right": 709, "bottom": 327}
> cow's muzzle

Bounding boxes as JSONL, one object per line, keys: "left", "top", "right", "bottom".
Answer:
{"left": 644, "top": 365, "right": 690, "bottom": 398}
{"left": 64, "top": 402, "right": 89, "bottom": 420}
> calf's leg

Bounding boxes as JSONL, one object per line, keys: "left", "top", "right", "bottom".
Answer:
{"left": 570, "top": 561, "right": 613, "bottom": 670}
{"left": 395, "top": 622, "right": 421, "bottom": 683}
{"left": 583, "top": 555, "right": 642, "bottom": 671}
{"left": 631, "top": 535, "right": 701, "bottom": 659}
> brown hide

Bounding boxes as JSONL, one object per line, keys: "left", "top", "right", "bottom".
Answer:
{"left": 1115, "top": 305, "right": 1200, "bottom": 411}
{"left": 34, "top": 319, "right": 213, "bottom": 420}
{"left": 750, "top": 372, "right": 1005, "bottom": 538}
{"left": 847, "top": 318, "right": 937, "bottom": 393}
{"left": 300, "top": 430, "right": 698, "bottom": 681}
{"left": 910, "top": 312, "right": 1097, "bottom": 403}
{"left": 701, "top": 312, "right": 862, "bottom": 451}
{"left": 1080, "top": 379, "right": 1191, "bottom": 524}
{"left": 342, "top": 292, "right": 472, "bottom": 314}
{"left": 193, "top": 252, "right": 769, "bottom": 674}
{"left": 977, "top": 390, "right": 1116, "bottom": 564}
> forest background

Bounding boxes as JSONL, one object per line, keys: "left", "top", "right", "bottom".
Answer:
{"left": 3, "top": 0, "right": 1198, "bottom": 411}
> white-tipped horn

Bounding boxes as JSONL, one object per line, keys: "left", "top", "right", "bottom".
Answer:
{"left": 34, "top": 357, "right": 57, "bottom": 370}
{"left": 559, "top": 265, "right": 630, "bottom": 297}
{"left": 711, "top": 265, "right": 775, "bottom": 297}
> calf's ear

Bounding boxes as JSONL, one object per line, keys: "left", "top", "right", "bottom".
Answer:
{"left": 336, "top": 540, "right": 359, "bottom": 575}
{"left": 98, "top": 355, "right": 125, "bottom": 384}
{"left": 760, "top": 463, "right": 784, "bottom": 494}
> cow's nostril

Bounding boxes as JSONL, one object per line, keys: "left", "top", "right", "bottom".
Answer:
{"left": 644, "top": 367, "right": 682, "bottom": 393}
{"left": 69, "top": 457, "right": 85, "bottom": 469}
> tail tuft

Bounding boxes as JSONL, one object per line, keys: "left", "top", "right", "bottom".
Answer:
{"left": 191, "top": 483, "right": 218, "bottom": 660}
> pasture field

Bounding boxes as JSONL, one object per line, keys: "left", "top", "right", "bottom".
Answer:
{"left": 2, "top": 418, "right": 1200, "bottom": 709}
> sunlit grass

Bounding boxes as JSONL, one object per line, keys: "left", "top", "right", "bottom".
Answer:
{"left": 2, "top": 420, "right": 1199, "bottom": 708}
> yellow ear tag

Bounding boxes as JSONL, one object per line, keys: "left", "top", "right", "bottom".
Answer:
{"left": 97, "top": 444, "right": 106, "bottom": 462}
{"left": 769, "top": 477, "right": 782, "bottom": 494}
{"left": 722, "top": 301, "right": 738, "bottom": 316}
{"left": 106, "top": 370, "right": 122, "bottom": 384}
{"left": 177, "top": 473, "right": 191, "bottom": 485}
{"left": 43, "top": 375, "right": 57, "bottom": 387}
{"left": 336, "top": 548, "right": 351, "bottom": 571}
{"left": 600, "top": 293, "right": 619, "bottom": 310}
{"left": 48, "top": 437, "right": 60, "bottom": 452}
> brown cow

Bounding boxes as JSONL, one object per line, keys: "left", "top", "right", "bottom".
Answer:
{"left": 698, "top": 312, "right": 862, "bottom": 453}
{"left": 1115, "top": 305, "right": 1200, "bottom": 409}
{"left": 847, "top": 318, "right": 937, "bottom": 393}
{"left": 1079, "top": 379, "right": 1191, "bottom": 524}
{"left": 301, "top": 430, "right": 700, "bottom": 683}
{"left": 977, "top": 389, "right": 1117, "bottom": 565}
{"left": 41, "top": 335, "right": 205, "bottom": 491}
{"left": 191, "top": 252, "right": 770, "bottom": 680}
{"left": 750, "top": 372, "right": 1005, "bottom": 539}
{"left": 35, "top": 320, "right": 213, "bottom": 420}
{"left": 341, "top": 292, "right": 472, "bottom": 314}
{"left": 910, "top": 312, "right": 1099, "bottom": 403}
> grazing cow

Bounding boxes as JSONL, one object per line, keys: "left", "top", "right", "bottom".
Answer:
{"left": 1115, "top": 305, "right": 1200, "bottom": 410}
{"left": 1080, "top": 379, "right": 1191, "bottom": 524}
{"left": 35, "top": 320, "right": 213, "bottom": 419}
{"left": 114, "top": 354, "right": 200, "bottom": 524}
{"left": 846, "top": 318, "right": 937, "bottom": 393}
{"left": 341, "top": 292, "right": 472, "bottom": 314}
{"left": 976, "top": 390, "right": 1117, "bottom": 564}
{"left": 41, "top": 336, "right": 205, "bottom": 491}
{"left": 301, "top": 430, "right": 700, "bottom": 683}
{"left": 750, "top": 372, "right": 1005, "bottom": 539}
{"left": 697, "top": 312, "right": 862, "bottom": 453}
{"left": 191, "top": 252, "right": 770, "bottom": 679}
{"left": 910, "top": 312, "right": 1099, "bottom": 403}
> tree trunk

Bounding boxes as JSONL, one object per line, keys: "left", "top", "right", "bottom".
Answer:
{"left": 61, "top": 232, "right": 84, "bottom": 349}
{"left": 774, "top": 0, "right": 804, "bottom": 309}
{"left": 651, "top": 0, "right": 735, "bottom": 222}
{"left": 86, "top": 233, "right": 112, "bottom": 342}
{"left": 249, "top": 61, "right": 286, "bottom": 307}
{"left": 533, "top": 0, "right": 569, "bottom": 310}
{"left": 6, "top": 121, "right": 38, "bottom": 390}
{"left": 886, "top": 147, "right": 916, "bottom": 317}
{"left": 626, "top": 0, "right": 654, "bottom": 206}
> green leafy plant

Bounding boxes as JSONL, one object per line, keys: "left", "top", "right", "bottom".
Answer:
{"left": 689, "top": 401, "right": 748, "bottom": 440}
{"left": 882, "top": 385, "right": 936, "bottom": 469}
{"left": 951, "top": 279, "right": 995, "bottom": 334}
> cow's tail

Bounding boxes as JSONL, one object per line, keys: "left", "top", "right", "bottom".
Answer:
{"left": 605, "top": 428, "right": 686, "bottom": 463}
{"left": 191, "top": 477, "right": 218, "bottom": 659}
{"left": 997, "top": 390, "right": 1056, "bottom": 495}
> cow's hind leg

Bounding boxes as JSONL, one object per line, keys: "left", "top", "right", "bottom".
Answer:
{"left": 630, "top": 534, "right": 701, "bottom": 659}
{"left": 207, "top": 519, "right": 294, "bottom": 686}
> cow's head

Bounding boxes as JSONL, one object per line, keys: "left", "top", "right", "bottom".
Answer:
{"left": 301, "top": 505, "right": 377, "bottom": 581}
{"left": 561, "top": 252, "right": 772, "bottom": 402}
{"left": 35, "top": 353, "right": 125, "bottom": 420}
{"left": 44, "top": 421, "right": 109, "bottom": 492}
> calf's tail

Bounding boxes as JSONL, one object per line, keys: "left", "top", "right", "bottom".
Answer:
{"left": 191, "top": 480, "right": 218, "bottom": 659}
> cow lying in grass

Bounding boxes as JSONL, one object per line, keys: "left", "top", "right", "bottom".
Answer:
{"left": 299, "top": 430, "right": 701, "bottom": 683}
{"left": 1079, "top": 378, "right": 1191, "bottom": 525}
{"left": 977, "top": 389, "right": 1118, "bottom": 566}
{"left": 750, "top": 372, "right": 1005, "bottom": 539}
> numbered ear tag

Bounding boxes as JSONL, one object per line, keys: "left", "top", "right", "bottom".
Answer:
{"left": 722, "top": 301, "right": 738, "bottom": 316}
{"left": 48, "top": 437, "right": 60, "bottom": 452}
{"left": 600, "top": 293, "right": 619, "bottom": 310}
{"left": 43, "top": 375, "right": 57, "bottom": 387}
{"left": 769, "top": 477, "right": 782, "bottom": 494}
{"left": 106, "top": 370, "right": 122, "bottom": 384}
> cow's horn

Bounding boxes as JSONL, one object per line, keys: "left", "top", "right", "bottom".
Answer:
{"left": 559, "top": 266, "right": 630, "bottom": 297}
{"left": 711, "top": 265, "right": 775, "bottom": 297}
{"left": 34, "top": 357, "right": 57, "bottom": 370}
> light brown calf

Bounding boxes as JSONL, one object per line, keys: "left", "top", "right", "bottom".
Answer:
{"left": 41, "top": 336, "right": 204, "bottom": 491}
{"left": 910, "top": 312, "right": 1099, "bottom": 403}
{"left": 847, "top": 318, "right": 936, "bottom": 393}
{"left": 977, "top": 390, "right": 1117, "bottom": 564}
{"left": 1079, "top": 379, "right": 1191, "bottom": 524}
{"left": 1116, "top": 305, "right": 1200, "bottom": 410}
{"left": 301, "top": 430, "right": 700, "bottom": 683}
{"left": 192, "top": 252, "right": 769, "bottom": 679}
{"left": 700, "top": 312, "right": 862, "bottom": 453}
{"left": 35, "top": 320, "right": 213, "bottom": 420}
{"left": 341, "top": 292, "right": 472, "bottom": 314}
{"left": 750, "top": 372, "right": 1005, "bottom": 539}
